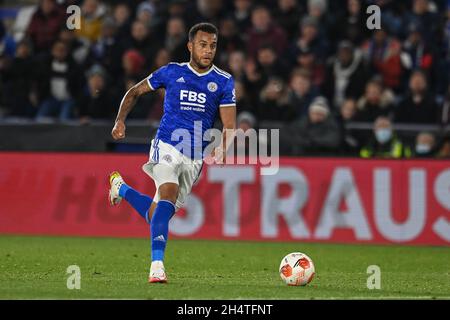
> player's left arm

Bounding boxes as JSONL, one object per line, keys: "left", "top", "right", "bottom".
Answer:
{"left": 214, "top": 77, "right": 237, "bottom": 163}
{"left": 215, "top": 105, "right": 236, "bottom": 164}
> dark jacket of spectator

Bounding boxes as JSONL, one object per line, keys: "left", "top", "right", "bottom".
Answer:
{"left": 1, "top": 47, "right": 36, "bottom": 117}
{"left": 323, "top": 45, "right": 367, "bottom": 108}
{"left": 78, "top": 87, "right": 114, "bottom": 119}
{"left": 247, "top": 23, "right": 287, "bottom": 60}
{"left": 289, "top": 115, "right": 341, "bottom": 155}
{"left": 286, "top": 100, "right": 341, "bottom": 155}
{"left": 34, "top": 52, "right": 82, "bottom": 105}
{"left": 394, "top": 92, "right": 439, "bottom": 124}
{"left": 26, "top": 2, "right": 66, "bottom": 53}
{"left": 354, "top": 83, "right": 396, "bottom": 122}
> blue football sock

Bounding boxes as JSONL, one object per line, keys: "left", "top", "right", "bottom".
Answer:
{"left": 119, "top": 183, "right": 153, "bottom": 223}
{"left": 150, "top": 200, "right": 175, "bottom": 262}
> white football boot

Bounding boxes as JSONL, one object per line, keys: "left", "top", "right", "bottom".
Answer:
{"left": 109, "top": 171, "right": 124, "bottom": 206}
{"left": 149, "top": 260, "right": 168, "bottom": 283}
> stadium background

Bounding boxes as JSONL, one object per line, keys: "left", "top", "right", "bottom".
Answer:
{"left": 0, "top": 0, "right": 450, "bottom": 299}
{"left": 0, "top": 0, "right": 450, "bottom": 300}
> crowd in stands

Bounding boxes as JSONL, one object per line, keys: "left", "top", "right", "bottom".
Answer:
{"left": 0, "top": 0, "right": 449, "bottom": 158}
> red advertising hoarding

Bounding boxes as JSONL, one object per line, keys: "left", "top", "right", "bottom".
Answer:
{"left": 0, "top": 152, "right": 449, "bottom": 246}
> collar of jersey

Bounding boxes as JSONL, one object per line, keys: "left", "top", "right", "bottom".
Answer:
{"left": 186, "top": 62, "right": 215, "bottom": 77}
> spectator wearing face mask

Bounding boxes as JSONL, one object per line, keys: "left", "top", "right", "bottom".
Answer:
{"left": 414, "top": 132, "right": 436, "bottom": 157}
{"left": 360, "top": 116, "right": 412, "bottom": 158}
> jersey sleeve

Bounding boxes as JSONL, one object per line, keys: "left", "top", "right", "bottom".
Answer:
{"left": 146, "top": 65, "right": 170, "bottom": 90}
{"left": 219, "top": 77, "right": 236, "bottom": 108}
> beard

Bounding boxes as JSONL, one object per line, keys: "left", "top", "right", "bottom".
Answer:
{"left": 193, "top": 54, "right": 213, "bottom": 69}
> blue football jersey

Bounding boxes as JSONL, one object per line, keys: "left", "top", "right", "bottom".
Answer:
{"left": 146, "top": 62, "right": 235, "bottom": 160}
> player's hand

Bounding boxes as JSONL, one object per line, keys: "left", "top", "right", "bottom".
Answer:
{"left": 111, "top": 120, "right": 126, "bottom": 140}
{"left": 212, "top": 146, "right": 226, "bottom": 166}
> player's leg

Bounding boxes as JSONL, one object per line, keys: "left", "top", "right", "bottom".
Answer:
{"left": 149, "top": 182, "right": 178, "bottom": 283}
{"left": 148, "top": 164, "right": 179, "bottom": 283}
{"left": 109, "top": 171, "right": 154, "bottom": 223}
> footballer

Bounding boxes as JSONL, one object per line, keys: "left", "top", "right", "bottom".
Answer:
{"left": 109, "top": 22, "right": 236, "bottom": 283}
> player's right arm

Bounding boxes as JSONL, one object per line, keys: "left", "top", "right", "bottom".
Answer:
{"left": 111, "top": 79, "right": 152, "bottom": 140}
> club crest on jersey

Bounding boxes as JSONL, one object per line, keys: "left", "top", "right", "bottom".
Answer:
{"left": 162, "top": 154, "right": 172, "bottom": 163}
{"left": 207, "top": 82, "right": 218, "bottom": 92}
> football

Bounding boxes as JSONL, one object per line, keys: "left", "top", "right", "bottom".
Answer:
{"left": 279, "top": 252, "right": 315, "bottom": 286}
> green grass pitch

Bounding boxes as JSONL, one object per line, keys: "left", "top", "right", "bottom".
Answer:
{"left": 0, "top": 235, "right": 449, "bottom": 299}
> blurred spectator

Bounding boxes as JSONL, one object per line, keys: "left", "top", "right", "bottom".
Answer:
{"left": 402, "top": 0, "right": 440, "bottom": 42}
{"left": 323, "top": 40, "right": 367, "bottom": 108}
{"left": 217, "top": 17, "right": 245, "bottom": 65}
{"left": 125, "top": 20, "right": 156, "bottom": 68}
{"left": 333, "top": 0, "right": 369, "bottom": 47}
{"left": 90, "top": 16, "right": 125, "bottom": 79}
{"left": 436, "top": 134, "right": 450, "bottom": 158}
{"left": 75, "top": 0, "right": 106, "bottom": 43}
{"left": 288, "top": 97, "right": 341, "bottom": 155}
{"left": 247, "top": 6, "right": 288, "bottom": 60}
{"left": 112, "top": 49, "right": 156, "bottom": 119}
{"left": 273, "top": 0, "right": 304, "bottom": 41}
{"left": 78, "top": 64, "right": 114, "bottom": 121}
{"left": 234, "top": 80, "right": 253, "bottom": 114}
{"left": 167, "top": 0, "right": 190, "bottom": 22}
{"left": 152, "top": 48, "right": 171, "bottom": 71}
{"left": 26, "top": 0, "right": 66, "bottom": 53}
{"left": 361, "top": 27, "right": 403, "bottom": 91}
{"left": 195, "top": 0, "right": 225, "bottom": 26}
{"left": 354, "top": 78, "right": 395, "bottom": 122}
{"left": 35, "top": 41, "right": 82, "bottom": 121}
{"left": 256, "top": 77, "right": 291, "bottom": 122}
{"left": 136, "top": 1, "right": 156, "bottom": 28}
{"left": 400, "top": 22, "right": 435, "bottom": 80}
{"left": 306, "top": 0, "right": 333, "bottom": 42}
{"left": 339, "top": 98, "right": 358, "bottom": 122}
{"left": 286, "top": 69, "right": 319, "bottom": 119}
{"left": 1, "top": 40, "right": 36, "bottom": 118}
{"left": 122, "top": 49, "right": 146, "bottom": 80}
{"left": 59, "top": 29, "right": 90, "bottom": 66}
{"left": 413, "top": 131, "right": 437, "bottom": 157}
{"left": 243, "top": 45, "right": 288, "bottom": 103}
{"left": 255, "top": 44, "right": 288, "bottom": 81}
{"left": 394, "top": 70, "right": 439, "bottom": 124}
{"left": 228, "top": 50, "right": 246, "bottom": 81}
{"left": 337, "top": 98, "right": 361, "bottom": 154}
{"left": 237, "top": 111, "right": 256, "bottom": 131}
{"left": 231, "top": 0, "right": 253, "bottom": 33}
{"left": 288, "top": 16, "right": 328, "bottom": 63}
{"left": 235, "top": 111, "right": 257, "bottom": 156}
{"left": 294, "top": 46, "right": 325, "bottom": 87}
{"left": 164, "top": 17, "right": 189, "bottom": 63}
{"left": 113, "top": 3, "right": 132, "bottom": 41}
{"left": 360, "top": 116, "right": 412, "bottom": 158}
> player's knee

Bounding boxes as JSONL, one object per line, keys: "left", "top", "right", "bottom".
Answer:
{"left": 158, "top": 183, "right": 179, "bottom": 204}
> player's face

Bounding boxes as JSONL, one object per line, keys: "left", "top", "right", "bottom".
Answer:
{"left": 189, "top": 31, "right": 217, "bottom": 69}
